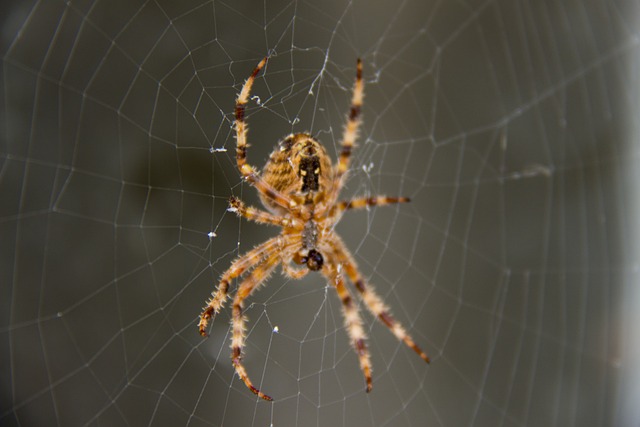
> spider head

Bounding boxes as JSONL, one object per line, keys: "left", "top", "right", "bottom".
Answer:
{"left": 304, "top": 249, "right": 324, "bottom": 271}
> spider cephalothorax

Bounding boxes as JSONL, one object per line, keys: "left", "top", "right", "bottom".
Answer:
{"left": 198, "top": 57, "right": 429, "bottom": 401}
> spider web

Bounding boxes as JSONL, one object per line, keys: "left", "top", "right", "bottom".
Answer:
{"left": 1, "top": 0, "right": 639, "bottom": 426}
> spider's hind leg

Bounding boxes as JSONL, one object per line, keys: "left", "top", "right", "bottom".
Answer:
{"left": 228, "top": 196, "right": 294, "bottom": 227}
{"left": 229, "top": 251, "right": 282, "bottom": 401}
{"left": 199, "top": 237, "right": 280, "bottom": 337}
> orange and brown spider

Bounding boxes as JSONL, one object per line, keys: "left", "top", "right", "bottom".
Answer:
{"left": 198, "top": 57, "right": 429, "bottom": 401}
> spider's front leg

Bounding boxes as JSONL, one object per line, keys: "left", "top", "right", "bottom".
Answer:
{"left": 234, "top": 57, "right": 295, "bottom": 212}
{"left": 324, "top": 59, "right": 364, "bottom": 212}
{"left": 281, "top": 261, "right": 309, "bottom": 279}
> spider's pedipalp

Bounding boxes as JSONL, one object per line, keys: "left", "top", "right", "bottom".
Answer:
{"left": 281, "top": 262, "right": 309, "bottom": 279}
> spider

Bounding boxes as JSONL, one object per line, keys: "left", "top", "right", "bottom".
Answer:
{"left": 198, "top": 57, "right": 429, "bottom": 401}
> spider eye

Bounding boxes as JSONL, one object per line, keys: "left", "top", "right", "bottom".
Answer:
{"left": 306, "top": 249, "right": 324, "bottom": 271}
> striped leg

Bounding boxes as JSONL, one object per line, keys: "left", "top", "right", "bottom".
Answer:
{"left": 230, "top": 252, "right": 281, "bottom": 401}
{"left": 281, "top": 262, "right": 309, "bottom": 279}
{"left": 228, "top": 196, "right": 296, "bottom": 228}
{"left": 336, "top": 196, "right": 411, "bottom": 213}
{"left": 329, "top": 235, "right": 430, "bottom": 363}
{"left": 235, "top": 57, "right": 267, "bottom": 174}
{"left": 324, "top": 59, "right": 364, "bottom": 213}
{"left": 321, "top": 261, "right": 373, "bottom": 392}
{"left": 235, "top": 57, "right": 294, "bottom": 211}
{"left": 199, "top": 237, "right": 280, "bottom": 336}
{"left": 336, "top": 59, "right": 364, "bottom": 182}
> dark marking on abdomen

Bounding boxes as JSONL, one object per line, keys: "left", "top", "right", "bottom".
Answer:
{"left": 300, "top": 155, "right": 320, "bottom": 192}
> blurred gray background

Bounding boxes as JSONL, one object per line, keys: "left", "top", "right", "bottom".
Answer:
{"left": 1, "top": 0, "right": 639, "bottom": 426}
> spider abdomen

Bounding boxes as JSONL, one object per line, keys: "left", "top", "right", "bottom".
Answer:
{"left": 260, "top": 133, "right": 334, "bottom": 212}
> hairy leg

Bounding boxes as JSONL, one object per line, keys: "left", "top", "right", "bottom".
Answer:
{"left": 335, "top": 59, "right": 363, "bottom": 182}
{"left": 323, "top": 59, "right": 364, "bottom": 213}
{"left": 321, "top": 258, "right": 373, "bottom": 392}
{"left": 230, "top": 252, "right": 281, "bottom": 401}
{"left": 228, "top": 196, "right": 297, "bottom": 228}
{"left": 332, "top": 196, "right": 410, "bottom": 217}
{"left": 199, "top": 236, "right": 281, "bottom": 336}
{"left": 234, "top": 57, "right": 295, "bottom": 211}
{"left": 328, "top": 235, "right": 430, "bottom": 363}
